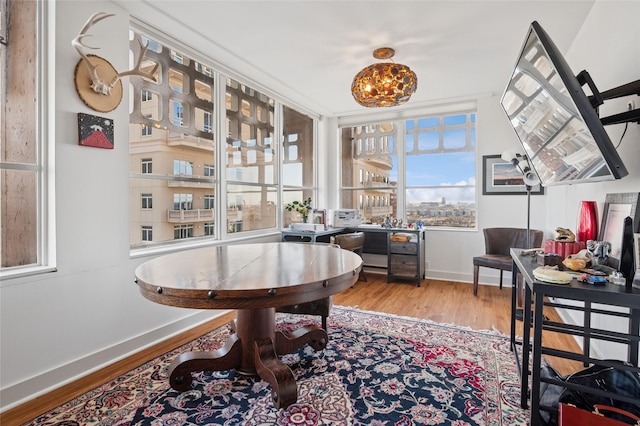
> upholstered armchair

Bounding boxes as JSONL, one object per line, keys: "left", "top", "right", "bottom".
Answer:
{"left": 472, "top": 227, "right": 543, "bottom": 296}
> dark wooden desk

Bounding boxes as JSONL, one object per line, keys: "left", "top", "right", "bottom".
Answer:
{"left": 134, "top": 242, "right": 362, "bottom": 409}
{"left": 281, "top": 226, "right": 426, "bottom": 285}
{"left": 510, "top": 248, "right": 640, "bottom": 425}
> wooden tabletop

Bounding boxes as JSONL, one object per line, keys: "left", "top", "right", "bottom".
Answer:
{"left": 135, "top": 242, "right": 363, "bottom": 310}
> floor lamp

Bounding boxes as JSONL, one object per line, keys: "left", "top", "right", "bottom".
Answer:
{"left": 501, "top": 149, "right": 542, "bottom": 322}
{"left": 501, "top": 149, "right": 541, "bottom": 249}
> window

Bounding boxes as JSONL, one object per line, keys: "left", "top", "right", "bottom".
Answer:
{"left": 128, "top": 27, "right": 316, "bottom": 249}
{"left": 405, "top": 114, "right": 476, "bottom": 228}
{"left": 141, "top": 226, "right": 153, "bottom": 241}
{"left": 203, "top": 110, "right": 212, "bottom": 133}
{"left": 204, "top": 195, "right": 215, "bottom": 209}
{"left": 141, "top": 124, "right": 152, "bottom": 137}
{"left": 141, "top": 89, "right": 152, "bottom": 102}
{"left": 172, "top": 100, "right": 184, "bottom": 126}
{"left": 173, "top": 224, "right": 193, "bottom": 239}
{"left": 282, "top": 106, "right": 314, "bottom": 227}
{"left": 225, "top": 77, "right": 278, "bottom": 233}
{"left": 173, "top": 160, "right": 193, "bottom": 176}
{"left": 141, "top": 158, "right": 152, "bottom": 174}
{"left": 340, "top": 110, "right": 476, "bottom": 229}
{"left": 173, "top": 193, "right": 193, "bottom": 210}
{"left": 141, "top": 194, "right": 153, "bottom": 209}
{"left": 1, "top": 1, "right": 52, "bottom": 273}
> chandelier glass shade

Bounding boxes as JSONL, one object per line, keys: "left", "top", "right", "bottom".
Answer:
{"left": 351, "top": 47, "right": 418, "bottom": 108}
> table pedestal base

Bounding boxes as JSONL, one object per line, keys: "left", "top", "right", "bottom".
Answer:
{"left": 167, "top": 307, "right": 328, "bottom": 409}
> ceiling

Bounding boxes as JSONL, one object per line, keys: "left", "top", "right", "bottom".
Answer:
{"left": 125, "top": 1, "right": 596, "bottom": 118}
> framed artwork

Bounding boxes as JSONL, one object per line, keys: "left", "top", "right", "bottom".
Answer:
{"left": 312, "top": 209, "right": 326, "bottom": 229}
{"left": 78, "top": 113, "right": 114, "bottom": 149}
{"left": 482, "top": 155, "right": 544, "bottom": 195}
{"left": 598, "top": 192, "right": 640, "bottom": 270}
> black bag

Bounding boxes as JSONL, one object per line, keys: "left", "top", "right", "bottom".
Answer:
{"left": 538, "top": 364, "right": 565, "bottom": 425}
{"left": 559, "top": 362, "right": 640, "bottom": 424}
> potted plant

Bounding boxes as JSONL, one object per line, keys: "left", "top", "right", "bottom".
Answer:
{"left": 286, "top": 197, "right": 312, "bottom": 223}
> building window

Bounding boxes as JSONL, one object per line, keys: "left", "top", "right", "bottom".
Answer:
{"left": 204, "top": 164, "right": 214, "bottom": 177}
{"left": 173, "top": 160, "right": 193, "bottom": 176}
{"left": 172, "top": 100, "right": 184, "bottom": 126}
{"left": 339, "top": 110, "right": 476, "bottom": 229}
{"left": 141, "top": 89, "right": 152, "bottom": 102}
{"left": 203, "top": 111, "right": 212, "bottom": 133}
{"left": 141, "top": 226, "right": 153, "bottom": 241}
{"left": 174, "top": 224, "right": 193, "bottom": 239}
{"left": 141, "top": 193, "right": 153, "bottom": 209}
{"left": 173, "top": 193, "right": 193, "bottom": 210}
{"left": 204, "top": 195, "right": 215, "bottom": 209}
{"left": 141, "top": 158, "right": 152, "bottom": 174}
{"left": 204, "top": 222, "right": 215, "bottom": 236}
{"left": 1, "top": 1, "right": 51, "bottom": 272}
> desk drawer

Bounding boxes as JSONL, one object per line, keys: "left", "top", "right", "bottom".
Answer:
{"left": 389, "top": 241, "right": 417, "bottom": 255}
{"left": 390, "top": 255, "right": 418, "bottom": 276}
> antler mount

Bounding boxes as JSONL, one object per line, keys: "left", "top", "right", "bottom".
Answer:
{"left": 72, "top": 12, "right": 158, "bottom": 112}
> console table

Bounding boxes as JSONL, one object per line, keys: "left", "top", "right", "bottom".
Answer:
{"left": 281, "top": 226, "right": 426, "bottom": 286}
{"left": 510, "top": 248, "right": 640, "bottom": 425}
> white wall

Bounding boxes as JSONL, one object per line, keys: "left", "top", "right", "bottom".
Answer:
{"left": 1, "top": 0, "right": 638, "bottom": 411}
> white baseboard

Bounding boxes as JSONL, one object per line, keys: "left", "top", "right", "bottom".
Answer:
{"left": 0, "top": 310, "right": 230, "bottom": 412}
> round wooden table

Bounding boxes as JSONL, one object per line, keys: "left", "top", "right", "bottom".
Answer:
{"left": 134, "top": 242, "right": 362, "bottom": 409}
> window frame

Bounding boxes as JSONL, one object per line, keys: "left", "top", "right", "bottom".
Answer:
{"left": 128, "top": 20, "right": 319, "bottom": 256}
{"left": 0, "top": 1, "right": 55, "bottom": 280}
{"left": 337, "top": 105, "right": 477, "bottom": 231}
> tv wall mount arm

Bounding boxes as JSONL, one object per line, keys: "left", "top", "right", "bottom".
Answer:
{"left": 578, "top": 71, "right": 640, "bottom": 126}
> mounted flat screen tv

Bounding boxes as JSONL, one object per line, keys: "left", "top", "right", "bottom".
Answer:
{"left": 500, "top": 21, "right": 628, "bottom": 186}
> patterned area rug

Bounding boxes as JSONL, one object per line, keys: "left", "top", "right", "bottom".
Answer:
{"left": 25, "top": 307, "right": 528, "bottom": 425}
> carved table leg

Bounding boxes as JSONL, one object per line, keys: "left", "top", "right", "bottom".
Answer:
{"left": 254, "top": 338, "right": 297, "bottom": 409}
{"left": 168, "top": 333, "right": 242, "bottom": 391}
{"left": 275, "top": 325, "right": 328, "bottom": 354}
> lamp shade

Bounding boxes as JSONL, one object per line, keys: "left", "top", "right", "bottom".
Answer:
{"left": 351, "top": 48, "right": 417, "bottom": 108}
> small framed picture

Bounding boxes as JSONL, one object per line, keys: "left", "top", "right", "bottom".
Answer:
{"left": 78, "top": 112, "right": 114, "bottom": 149}
{"left": 482, "top": 155, "right": 544, "bottom": 195}
{"left": 312, "top": 209, "right": 326, "bottom": 229}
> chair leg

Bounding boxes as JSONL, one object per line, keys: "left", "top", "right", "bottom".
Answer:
{"left": 473, "top": 264, "right": 479, "bottom": 296}
{"left": 499, "top": 270, "right": 504, "bottom": 290}
{"left": 322, "top": 315, "right": 327, "bottom": 330}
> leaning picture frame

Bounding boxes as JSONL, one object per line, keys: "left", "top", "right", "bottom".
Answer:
{"left": 312, "top": 209, "right": 326, "bottom": 229}
{"left": 482, "top": 155, "right": 544, "bottom": 195}
{"left": 598, "top": 192, "right": 640, "bottom": 270}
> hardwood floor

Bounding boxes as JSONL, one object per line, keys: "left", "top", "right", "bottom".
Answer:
{"left": 2, "top": 274, "right": 582, "bottom": 425}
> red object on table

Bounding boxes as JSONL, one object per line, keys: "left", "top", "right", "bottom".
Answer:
{"left": 577, "top": 201, "right": 598, "bottom": 242}
{"left": 544, "top": 240, "right": 587, "bottom": 259}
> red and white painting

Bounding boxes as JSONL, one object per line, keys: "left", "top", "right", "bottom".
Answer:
{"left": 78, "top": 112, "right": 114, "bottom": 149}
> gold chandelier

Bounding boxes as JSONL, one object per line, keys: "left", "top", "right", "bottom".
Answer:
{"left": 351, "top": 47, "right": 418, "bottom": 108}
